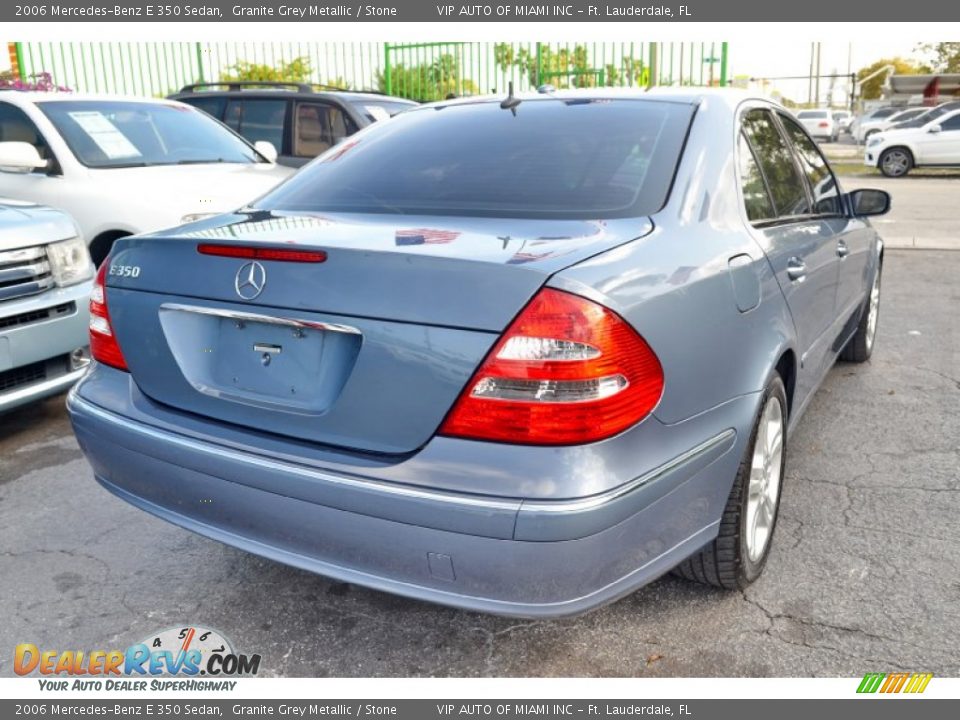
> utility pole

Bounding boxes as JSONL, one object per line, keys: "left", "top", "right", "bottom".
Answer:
{"left": 814, "top": 42, "right": 822, "bottom": 106}
{"left": 808, "top": 43, "right": 815, "bottom": 105}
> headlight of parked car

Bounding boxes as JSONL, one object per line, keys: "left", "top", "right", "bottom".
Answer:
{"left": 47, "top": 237, "right": 94, "bottom": 287}
{"left": 867, "top": 136, "right": 885, "bottom": 148}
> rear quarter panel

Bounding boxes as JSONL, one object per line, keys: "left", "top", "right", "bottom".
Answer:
{"left": 552, "top": 96, "right": 796, "bottom": 426}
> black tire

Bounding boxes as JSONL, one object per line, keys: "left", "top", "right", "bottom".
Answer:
{"left": 879, "top": 147, "right": 913, "bottom": 178}
{"left": 841, "top": 265, "right": 882, "bottom": 363}
{"left": 673, "top": 374, "right": 788, "bottom": 590}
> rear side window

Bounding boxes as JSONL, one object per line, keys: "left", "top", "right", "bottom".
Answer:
{"left": 182, "top": 96, "right": 226, "bottom": 120}
{"left": 797, "top": 110, "right": 827, "bottom": 119}
{"left": 741, "top": 109, "right": 811, "bottom": 219}
{"left": 224, "top": 99, "right": 286, "bottom": 151}
{"left": 779, "top": 115, "right": 841, "bottom": 215}
{"left": 257, "top": 99, "right": 695, "bottom": 220}
{"left": 738, "top": 132, "right": 775, "bottom": 222}
{"left": 293, "top": 102, "right": 356, "bottom": 158}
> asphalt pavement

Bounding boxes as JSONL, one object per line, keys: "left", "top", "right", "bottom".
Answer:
{"left": 1, "top": 247, "right": 957, "bottom": 677}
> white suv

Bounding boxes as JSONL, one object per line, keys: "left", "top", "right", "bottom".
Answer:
{"left": 795, "top": 109, "right": 837, "bottom": 142}
{"left": 0, "top": 92, "right": 293, "bottom": 265}
{"left": 0, "top": 197, "right": 92, "bottom": 412}
{"left": 865, "top": 109, "right": 960, "bottom": 177}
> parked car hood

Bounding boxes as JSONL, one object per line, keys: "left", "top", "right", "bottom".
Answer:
{"left": 0, "top": 197, "right": 77, "bottom": 251}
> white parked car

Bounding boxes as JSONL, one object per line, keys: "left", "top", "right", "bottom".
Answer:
{"left": 865, "top": 109, "right": 960, "bottom": 177}
{"left": 0, "top": 93, "right": 294, "bottom": 265}
{"left": 794, "top": 109, "right": 837, "bottom": 142}
{"left": 832, "top": 110, "right": 853, "bottom": 133}
{"left": 869, "top": 107, "right": 928, "bottom": 137}
{"left": 852, "top": 106, "right": 900, "bottom": 144}
{"left": 0, "top": 197, "right": 92, "bottom": 412}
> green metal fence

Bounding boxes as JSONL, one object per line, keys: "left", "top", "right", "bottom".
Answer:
{"left": 13, "top": 41, "right": 729, "bottom": 100}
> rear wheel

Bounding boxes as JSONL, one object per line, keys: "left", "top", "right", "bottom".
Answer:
{"left": 674, "top": 374, "right": 787, "bottom": 590}
{"left": 879, "top": 147, "right": 913, "bottom": 177}
{"left": 841, "top": 265, "right": 881, "bottom": 363}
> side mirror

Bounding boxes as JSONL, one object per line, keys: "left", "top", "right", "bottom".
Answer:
{"left": 253, "top": 141, "right": 278, "bottom": 164}
{"left": 928, "top": 124, "right": 942, "bottom": 134}
{"left": 849, "top": 189, "right": 891, "bottom": 217}
{"left": 0, "top": 141, "right": 48, "bottom": 174}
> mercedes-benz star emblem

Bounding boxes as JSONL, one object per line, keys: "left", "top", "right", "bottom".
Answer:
{"left": 234, "top": 261, "right": 267, "bottom": 301}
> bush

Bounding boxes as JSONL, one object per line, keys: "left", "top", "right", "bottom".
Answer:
{"left": 0, "top": 71, "right": 71, "bottom": 92}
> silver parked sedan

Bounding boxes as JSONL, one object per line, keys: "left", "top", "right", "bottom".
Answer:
{"left": 67, "top": 89, "right": 889, "bottom": 616}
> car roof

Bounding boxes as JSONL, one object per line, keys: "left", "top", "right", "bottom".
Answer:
{"left": 0, "top": 91, "right": 185, "bottom": 106}
{"left": 420, "top": 87, "right": 768, "bottom": 113}
{"left": 171, "top": 83, "right": 416, "bottom": 105}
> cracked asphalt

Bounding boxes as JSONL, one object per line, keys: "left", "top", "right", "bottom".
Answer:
{"left": 1, "top": 249, "right": 957, "bottom": 678}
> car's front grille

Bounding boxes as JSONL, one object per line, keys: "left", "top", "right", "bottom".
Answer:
{"left": 0, "top": 302, "right": 75, "bottom": 331}
{"left": 0, "top": 245, "right": 54, "bottom": 302}
{"left": 0, "top": 361, "right": 47, "bottom": 393}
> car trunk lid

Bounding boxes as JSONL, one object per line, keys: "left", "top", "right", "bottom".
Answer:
{"left": 105, "top": 211, "right": 653, "bottom": 454}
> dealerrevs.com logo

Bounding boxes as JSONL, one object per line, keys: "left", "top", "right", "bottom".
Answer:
{"left": 15, "top": 625, "right": 261, "bottom": 689}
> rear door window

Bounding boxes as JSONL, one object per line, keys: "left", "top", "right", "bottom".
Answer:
{"left": 181, "top": 96, "right": 226, "bottom": 121}
{"left": 224, "top": 99, "right": 287, "bottom": 151}
{"left": 779, "top": 114, "right": 842, "bottom": 215}
{"left": 738, "top": 132, "right": 776, "bottom": 222}
{"left": 293, "top": 102, "right": 357, "bottom": 157}
{"left": 741, "top": 109, "right": 811, "bottom": 219}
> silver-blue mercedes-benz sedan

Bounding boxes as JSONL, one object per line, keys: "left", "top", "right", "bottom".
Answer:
{"left": 67, "top": 89, "right": 889, "bottom": 617}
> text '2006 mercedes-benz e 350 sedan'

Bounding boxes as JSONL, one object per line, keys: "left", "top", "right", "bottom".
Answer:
{"left": 67, "top": 89, "right": 890, "bottom": 617}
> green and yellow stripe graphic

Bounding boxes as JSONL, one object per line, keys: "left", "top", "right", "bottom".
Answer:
{"left": 857, "top": 672, "right": 933, "bottom": 694}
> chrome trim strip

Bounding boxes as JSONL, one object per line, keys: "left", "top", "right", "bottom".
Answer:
{"left": 160, "top": 303, "right": 362, "bottom": 336}
{"left": 521, "top": 429, "right": 737, "bottom": 515}
{"left": 0, "top": 261, "right": 50, "bottom": 282}
{"left": 0, "top": 367, "right": 87, "bottom": 411}
{"left": 0, "top": 246, "right": 46, "bottom": 266}
{"left": 69, "top": 390, "right": 734, "bottom": 518}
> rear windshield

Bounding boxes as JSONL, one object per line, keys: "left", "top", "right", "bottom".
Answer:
{"left": 797, "top": 110, "right": 828, "bottom": 119}
{"left": 255, "top": 98, "right": 694, "bottom": 220}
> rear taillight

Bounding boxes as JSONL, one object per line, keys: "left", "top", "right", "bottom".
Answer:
{"left": 89, "top": 263, "right": 128, "bottom": 371}
{"left": 818, "top": 121, "right": 830, "bottom": 128}
{"left": 439, "top": 288, "right": 663, "bottom": 445}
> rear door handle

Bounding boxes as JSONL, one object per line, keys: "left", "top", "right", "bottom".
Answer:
{"left": 786, "top": 258, "right": 807, "bottom": 282}
{"left": 837, "top": 240, "right": 850, "bottom": 258}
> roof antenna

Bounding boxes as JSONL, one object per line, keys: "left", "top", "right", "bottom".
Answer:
{"left": 500, "top": 81, "right": 521, "bottom": 115}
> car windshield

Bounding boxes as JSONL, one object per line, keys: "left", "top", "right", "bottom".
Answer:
{"left": 797, "top": 111, "right": 828, "bottom": 119}
{"left": 869, "top": 108, "right": 898, "bottom": 119}
{"left": 256, "top": 98, "right": 694, "bottom": 220}
{"left": 38, "top": 100, "right": 263, "bottom": 168}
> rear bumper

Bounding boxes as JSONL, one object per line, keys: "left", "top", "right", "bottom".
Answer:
{"left": 68, "top": 378, "right": 748, "bottom": 617}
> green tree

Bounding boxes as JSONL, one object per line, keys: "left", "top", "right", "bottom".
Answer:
{"left": 919, "top": 42, "right": 960, "bottom": 73}
{"left": 221, "top": 56, "right": 314, "bottom": 85}
{"left": 856, "top": 57, "right": 928, "bottom": 100}
{"left": 494, "top": 43, "right": 645, "bottom": 89}
{"left": 377, "top": 53, "right": 477, "bottom": 101}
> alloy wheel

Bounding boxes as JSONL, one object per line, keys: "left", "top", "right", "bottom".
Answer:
{"left": 745, "top": 396, "right": 785, "bottom": 562}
